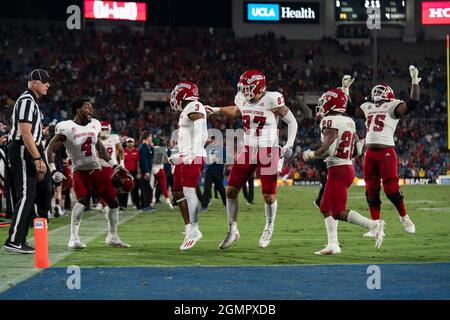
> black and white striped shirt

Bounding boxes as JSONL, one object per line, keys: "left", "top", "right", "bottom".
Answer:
{"left": 8, "top": 89, "right": 43, "bottom": 144}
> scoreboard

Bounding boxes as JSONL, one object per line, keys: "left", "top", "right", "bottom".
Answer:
{"left": 335, "top": 0, "right": 406, "bottom": 22}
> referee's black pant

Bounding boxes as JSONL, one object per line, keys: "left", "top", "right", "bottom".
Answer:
{"left": 6, "top": 141, "right": 41, "bottom": 245}
{"left": 202, "top": 169, "right": 226, "bottom": 208}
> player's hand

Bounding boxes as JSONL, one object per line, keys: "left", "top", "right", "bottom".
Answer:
{"left": 51, "top": 170, "right": 66, "bottom": 183}
{"left": 302, "top": 149, "right": 315, "bottom": 161}
{"left": 341, "top": 75, "right": 354, "bottom": 95}
{"left": 34, "top": 159, "right": 47, "bottom": 176}
{"left": 342, "top": 75, "right": 355, "bottom": 89}
{"left": 409, "top": 65, "right": 421, "bottom": 85}
{"left": 181, "top": 154, "right": 194, "bottom": 165}
{"left": 168, "top": 154, "right": 181, "bottom": 165}
{"left": 280, "top": 145, "right": 293, "bottom": 158}
{"left": 355, "top": 138, "right": 365, "bottom": 157}
{"left": 205, "top": 105, "right": 214, "bottom": 116}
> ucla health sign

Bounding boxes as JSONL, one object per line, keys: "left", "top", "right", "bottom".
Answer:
{"left": 244, "top": 1, "right": 320, "bottom": 24}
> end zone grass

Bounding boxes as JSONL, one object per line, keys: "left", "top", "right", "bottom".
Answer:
{"left": 2, "top": 185, "right": 445, "bottom": 267}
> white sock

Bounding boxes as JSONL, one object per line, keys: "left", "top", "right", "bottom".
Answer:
{"left": 347, "top": 210, "right": 372, "bottom": 229}
{"left": 264, "top": 200, "right": 278, "bottom": 233}
{"left": 183, "top": 187, "right": 199, "bottom": 223}
{"left": 184, "top": 223, "right": 190, "bottom": 235}
{"left": 226, "top": 198, "right": 239, "bottom": 232}
{"left": 71, "top": 202, "right": 85, "bottom": 240}
{"left": 324, "top": 216, "right": 338, "bottom": 245}
{"left": 190, "top": 221, "right": 199, "bottom": 233}
{"left": 106, "top": 207, "right": 119, "bottom": 237}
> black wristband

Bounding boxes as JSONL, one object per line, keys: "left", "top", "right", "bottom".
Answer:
{"left": 34, "top": 156, "right": 42, "bottom": 161}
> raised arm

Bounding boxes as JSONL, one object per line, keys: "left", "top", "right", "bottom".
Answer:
{"left": 394, "top": 65, "right": 421, "bottom": 119}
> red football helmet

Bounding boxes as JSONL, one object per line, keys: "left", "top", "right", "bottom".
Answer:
{"left": 316, "top": 88, "right": 348, "bottom": 118}
{"left": 371, "top": 84, "right": 395, "bottom": 103}
{"left": 111, "top": 167, "right": 135, "bottom": 193}
{"left": 237, "top": 70, "right": 266, "bottom": 101}
{"left": 170, "top": 81, "right": 199, "bottom": 111}
{"left": 100, "top": 121, "right": 111, "bottom": 138}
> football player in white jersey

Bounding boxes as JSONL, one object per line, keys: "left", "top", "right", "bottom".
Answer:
{"left": 169, "top": 81, "right": 208, "bottom": 250}
{"left": 46, "top": 97, "right": 130, "bottom": 249}
{"left": 96, "top": 121, "right": 125, "bottom": 211}
{"left": 347, "top": 66, "right": 420, "bottom": 236}
{"left": 99, "top": 121, "right": 124, "bottom": 167}
{"left": 303, "top": 88, "right": 385, "bottom": 254}
{"left": 206, "top": 70, "right": 298, "bottom": 249}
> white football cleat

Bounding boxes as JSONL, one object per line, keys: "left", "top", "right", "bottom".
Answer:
{"left": 219, "top": 229, "right": 240, "bottom": 250}
{"left": 314, "top": 243, "right": 341, "bottom": 255}
{"left": 363, "top": 229, "right": 376, "bottom": 238}
{"left": 375, "top": 220, "right": 385, "bottom": 249}
{"left": 258, "top": 229, "right": 272, "bottom": 248}
{"left": 165, "top": 198, "right": 174, "bottom": 210}
{"left": 105, "top": 235, "right": 131, "bottom": 248}
{"left": 68, "top": 238, "right": 87, "bottom": 250}
{"left": 180, "top": 230, "right": 203, "bottom": 250}
{"left": 400, "top": 215, "right": 415, "bottom": 233}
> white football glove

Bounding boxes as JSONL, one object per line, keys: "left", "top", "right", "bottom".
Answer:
{"left": 280, "top": 145, "right": 293, "bottom": 158}
{"left": 204, "top": 105, "right": 214, "bottom": 116}
{"left": 302, "top": 150, "right": 315, "bottom": 161}
{"left": 409, "top": 65, "right": 421, "bottom": 85}
{"left": 355, "top": 138, "right": 365, "bottom": 157}
{"left": 51, "top": 170, "right": 66, "bottom": 183}
{"left": 168, "top": 154, "right": 181, "bottom": 165}
{"left": 341, "top": 75, "right": 355, "bottom": 95}
{"left": 181, "top": 154, "right": 194, "bottom": 165}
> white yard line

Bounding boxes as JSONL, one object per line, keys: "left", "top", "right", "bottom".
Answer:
{"left": 0, "top": 211, "right": 139, "bottom": 293}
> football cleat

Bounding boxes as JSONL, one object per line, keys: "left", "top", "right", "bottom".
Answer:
{"left": 258, "top": 229, "right": 272, "bottom": 248}
{"left": 68, "top": 238, "right": 87, "bottom": 250}
{"left": 375, "top": 220, "right": 385, "bottom": 249}
{"left": 219, "top": 229, "right": 240, "bottom": 250}
{"left": 314, "top": 243, "right": 341, "bottom": 255}
{"left": 363, "top": 229, "right": 376, "bottom": 238}
{"left": 180, "top": 230, "right": 203, "bottom": 251}
{"left": 105, "top": 235, "right": 130, "bottom": 248}
{"left": 400, "top": 215, "right": 415, "bottom": 233}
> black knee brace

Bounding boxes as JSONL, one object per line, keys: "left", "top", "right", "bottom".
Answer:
{"left": 386, "top": 191, "right": 404, "bottom": 206}
{"left": 107, "top": 199, "right": 119, "bottom": 209}
{"left": 366, "top": 191, "right": 381, "bottom": 207}
{"left": 78, "top": 196, "right": 90, "bottom": 207}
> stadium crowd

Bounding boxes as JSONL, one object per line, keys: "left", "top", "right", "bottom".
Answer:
{"left": 0, "top": 24, "right": 448, "bottom": 184}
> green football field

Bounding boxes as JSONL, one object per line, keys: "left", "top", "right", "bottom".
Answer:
{"left": 2, "top": 184, "right": 449, "bottom": 268}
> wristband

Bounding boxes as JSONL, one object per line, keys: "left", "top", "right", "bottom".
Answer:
{"left": 120, "top": 159, "right": 125, "bottom": 167}
{"left": 49, "top": 163, "right": 56, "bottom": 172}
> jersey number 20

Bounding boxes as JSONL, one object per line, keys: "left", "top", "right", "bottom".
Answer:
{"left": 336, "top": 131, "right": 357, "bottom": 160}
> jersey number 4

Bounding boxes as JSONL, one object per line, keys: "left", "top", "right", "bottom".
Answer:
{"left": 336, "top": 131, "right": 357, "bottom": 160}
{"left": 81, "top": 137, "right": 93, "bottom": 157}
{"left": 367, "top": 114, "right": 386, "bottom": 132}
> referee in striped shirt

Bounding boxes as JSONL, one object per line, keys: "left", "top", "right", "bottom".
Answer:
{"left": 3, "top": 69, "right": 50, "bottom": 254}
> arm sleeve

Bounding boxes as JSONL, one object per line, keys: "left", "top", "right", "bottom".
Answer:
{"left": 193, "top": 118, "right": 208, "bottom": 157}
{"left": 17, "top": 99, "right": 36, "bottom": 123}
{"left": 281, "top": 109, "right": 298, "bottom": 147}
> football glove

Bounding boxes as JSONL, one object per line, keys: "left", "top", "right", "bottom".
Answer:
{"left": 51, "top": 170, "right": 66, "bottom": 183}
{"left": 409, "top": 65, "right": 421, "bottom": 85}
{"left": 341, "top": 75, "right": 355, "bottom": 95}
{"left": 280, "top": 145, "right": 293, "bottom": 158}
{"left": 302, "top": 149, "right": 315, "bottom": 161}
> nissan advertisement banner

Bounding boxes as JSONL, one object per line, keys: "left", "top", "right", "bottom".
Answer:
{"left": 422, "top": 1, "right": 450, "bottom": 25}
{"left": 244, "top": 1, "right": 320, "bottom": 24}
{"left": 84, "top": 0, "right": 147, "bottom": 21}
